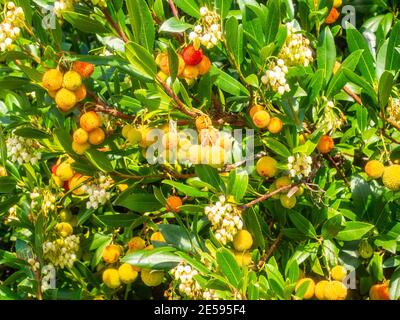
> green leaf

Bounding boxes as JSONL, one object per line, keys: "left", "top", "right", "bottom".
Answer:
{"left": 210, "top": 66, "right": 250, "bottom": 96}
{"left": 227, "top": 169, "right": 248, "bottom": 202}
{"left": 85, "top": 149, "right": 114, "bottom": 173}
{"left": 226, "top": 16, "right": 244, "bottom": 64}
{"left": 215, "top": 0, "right": 232, "bottom": 19}
{"left": 317, "top": 27, "right": 336, "bottom": 84}
{"left": 122, "top": 247, "right": 182, "bottom": 270}
{"left": 386, "top": 21, "right": 400, "bottom": 71}
{"left": 288, "top": 211, "right": 317, "bottom": 239}
{"left": 13, "top": 127, "right": 50, "bottom": 139}
{"left": 63, "top": 11, "right": 108, "bottom": 34}
{"left": 321, "top": 214, "right": 343, "bottom": 239}
{"left": 195, "top": 165, "right": 226, "bottom": 193}
{"left": 243, "top": 208, "right": 265, "bottom": 250}
{"left": 158, "top": 224, "right": 199, "bottom": 252}
{"left": 335, "top": 221, "right": 374, "bottom": 241}
{"left": 159, "top": 17, "right": 193, "bottom": 33}
{"left": 342, "top": 68, "right": 378, "bottom": 106}
{"left": 167, "top": 46, "right": 179, "bottom": 81}
{"left": 0, "top": 177, "right": 16, "bottom": 193}
{"left": 114, "top": 193, "right": 163, "bottom": 213}
{"left": 264, "top": 0, "right": 281, "bottom": 45}
{"left": 126, "top": 0, "right": 155, "bottom": 51}
{"left": 216, "top": 248, "right": 242, "bottom": 288}
{"left": 125, "top": 42, "right": 157, "bottom": 81}
{"left": 389, "top": 268, "right": 400, "bottom": 300}
{"left": 263, "top": 137, "right": 291, "bottom": 158}
{"left": 0, "top": 77, "right": 30, "bottom": 89}
{"left": 162, "top": 180, "right": 210, "bottom": 198}
{"left": 378, "top": 71, "right": 394, "bottom": 109}
{"left": 174, "top": 0, "right": 201, "bottom": 18}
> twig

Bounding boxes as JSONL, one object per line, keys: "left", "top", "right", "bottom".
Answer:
{"left": 257, "top": 232, "right": 283, "bottom": 269}
{"left": 324, "top": 154, "right": 350, "bottom": 186}
{"left": 343, "top": 85, "right": 363, "bottom": 105}
{"left": 102, "top": 8, "right": 129, "bottom": 43}
{"left": 168, "top": 0, "right": 179, "bottom": 18}
{"left": 239, "top": 184, "right": 295, "bottom": 210}
{"left": 222, "top": 151, "right": 266, "bottom": 171}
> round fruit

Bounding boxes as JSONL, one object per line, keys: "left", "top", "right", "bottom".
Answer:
{"left": 73, "top": 128, "right": 89, "bottom": 144}
{"left": 52, "top": 174, "right": 63, "bottom": 187}
{"left": 249, "top": 104, "right": 264, "bottom": 118}
{"left": 369, "top": 282, "right": 390, "bottom": 300}
{"left": 331, "top": 265, "right": 347, "bottom": 281}
{"left": 72, "top": 61, "right": 95, "bottom": 78}
{"left": 156, "top": 52, "right": 185, "bottom": 77}
{"left": 234, "top": 252, "right": 253, "bottom": 267}
{"left": 139, "top": 126, "right": 157, "bottom": 148}
{"left": 56, "top": 162, "right": 74, "bottom": 181}
{"left": 42, "top": 69, "right": 63, "bottom": 91}
{"left": 55, "top": 88, "right": 77, "bottom": 112}
{"left": 233, "top": 230, "right": 253, "bottom": 252}
{"left": 188, "top": 144, "right": 202, "bottom": 164}
{"left": 150, "top": 232, "right": 166, "bottom": 243}
{"left": 382, "top": 165, "right": 400, "bottom": 190}
{"left": 333, "top": 0, "right": 342, "bottom": 8}
{"left": 48, "top": 90, "right": 58, "bottom": 98}
{"left": 256, "top": 156, "right": 278, "bottom": 178}
{"left": 72, "top": 141, "right": 90, "bottom": 155}
{"left": 182, "top": 65, "right": 199, "bottom": 80}
{"left": 80, "top": 111, "right": 100, "bottom": 132}
{"left": 122, "top": 124, "right": 134, "bottom": 139}
{"left": 317, "top": 135, "right": 334, "bottom": 154}
{"left": 63, "top": 71, "right": 82, "bottom": 91}
{"left": 197, "top": 55, "right": 211, "bottom": 75}
{"left": 74, "top": 85, "right": 87, "bottom": 102}
{"left": 359, "top": 240, "right": 373, "bottom": 259}
{"left": 364, "top": 160, "right": 384, "bottom": 179}
{"left": 102, "top": 268, "right": 121, "bottom": 289}
{"left": 141, "top": 269, "right": 164, "bottom": 287}
{"left": 324, "top": 280, "right": 347, "bottom": 300}
{"left": 166, "top": 195, "right": 182, "bottom": 213}
{"left": 68, "top": 173, "right": 90, "bottom": 195}
{"left": 325, "top": 7, "right": 340, "bottom": 24}
{"left": 118, "top": 263, "right": 138, "bottom": 284}
{"left": 295, "top": 186, "right": 304, "bottom": 197}
{"left": 195, "top": 115, "right": 212, "bottom": 131}
{"left": 280, "top": 194, "right": 296, "bottom": 209}
{"left": 128, "top": 236, "right": 146, "bottom": 252}
{"left": 275, "top": 176, "right": 292, "bottom": 189}
{"left": 252, "top": 110, "right": 271, "bottom": 129}
{"left": 126, "top": 128, "right": 142, "bottom": 145}
{"left": 315, "top": 280, "right": 329, "bottom": 300}
{"left": 88, "top": 127, "right": 105, "bottom": 145}
{"left": 182, "top": 45, "right": 203, "bottom": 66}
{"left": 55, "top": 222, "right": 73, "bottom": 237}
{"left": 295, "top": 278, "right": 315, "bottom": 299}
{"left": 204, "top": 145, "right": 226, "bottom": 167}
{"left": 267, "top": 117, "right": 283, "bottom": 134}
{"left": 59, "top": 208, "right": 72, "bottom": 222}
{"left": 102, "top": 244, "right": 121, "bottom": 264}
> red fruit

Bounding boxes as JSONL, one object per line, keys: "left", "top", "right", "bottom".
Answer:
{"left": 182, "top": 45, "right": 203, "bottom": 66}
{"left": 63, "top": 181, "right": 70, "bottom": 191}
{"left": 51, "top": 164, "right": 59, "bottom": 174}
{"left": 72, "top": 61, "right": 95, "bottom": 79}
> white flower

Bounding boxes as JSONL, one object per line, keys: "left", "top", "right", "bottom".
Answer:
{"left": 200, "top": 7, "right": 208, "bottom": 16}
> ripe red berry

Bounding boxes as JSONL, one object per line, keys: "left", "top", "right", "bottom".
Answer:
{"left": 182, "top": 45, "right": 203, "bottom": 66}
{"left": 63, "top": 181, "right": 70, "bottom": 191}
{"left": 51, "top": 163, "right": 59, "bottom": 174}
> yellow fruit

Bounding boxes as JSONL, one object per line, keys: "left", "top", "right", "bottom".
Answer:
{"left": 73, "top": 128, "right": 89, "bottom": 144}
{"left": 122, "top": 124, "right": 133, "bottom": 139}
{"left": 59, "top": 209, "right": 72, "bottom": 222}
{"left": 56, "top": 162, "right": 74, "bottom": 181}
{"left": 267, "top": 117, "right": 283, "bottom": 134}
{"left": 118, "top": 184, "right": 128, "bottom": 192}
{"left": 141, "top": 269, "right": 164, "bottom": 287}
{"left": 256, "top": 156, "right": 278, "bottom": 178}
{"left": 275, "top": 176, "right": 292, "bottom": 189}
{"left": 364, "top": 160, "right": 384, "bottom": 179}
{"left": 295, "top": 278, "right": 315, "bottom": 299}
{"left": 295, "top": 186, "right": 304, "bottom": 197}
{"left": 102, "top": 244, "right": 121, "bottom": 264}
{"left": 315, "top": 280, "right": 329, "bottom": 300}
{"left": 195, "top": 115, "right": 212, "bottom": 131}
{"left": 252, "top": 110, "right": 271, "bottom": 129}
{"left": 197, "top": 55, "right": 211, "bottom": 75}
{"left": 280, "top": 194, "right": 296, "bottom": 209}
{"left": 88, "top": 127, "right": 106, "bottom": 145}
{"left": 118, "top": 263, "right": 138, "bottom": 284}
{"left": 128, "top": 237, "right": 146, "bottom": 252}
{"left": 331, "top": 265, "right": 347, "bottom": 281}
{"left": 72, "top": 141, "right": 90, "bottom": 155}
{"left": 150, "top": 232, "right": 166, "bottom": 242}
{"left": 93, "top": 295, "right": 105, "bottom": 300}
{"left": 55, "top": 222, "right": 73, "bottom": 237}
{"left": 166, "top": 195, "right": 182, "bottom": 213}
{"left": 233, "top": 230, "right": 253, "bottom": 252}
{"left": 234, "top": 251, "right": 253, "bottom": 267}
{"left": 126, "top": 128, "right": 142, "bottom": 145}
{"left": 102, "top": 268, "right": 121, "bottom": 289}
{"left": 80, "top": 111, "right": 100, "bottom": 132}
{"left": 204, "top": 145, "right": 226, "bottom": 167}
{"left": 333, "top": 0, "right": 342, "bottom": 7}
{"left": 48, "top": 89, "right": 58, "bottom": 98}
{"left": 138, "top": 126, "right": 157, "bottom": 148}
{"left": 382, "top": 165, "right": 400, "bottom": 191}
{"left": 42, "top": 69, "right": 63, "bottom": 91}
{"left": 74, "top": 85, "right": 87, "bottom": 102}
{"left": 52, "top": 174, "right": 63, "bottom": 187}
{"left": 162, "top": 132, "right": 179, "bottom": 149}
{"left": 249, "top": 104, "right": 264, "bottom": 118}
{"left": 183, "top": 65, "right": 199, "bottom": 80}
{"left": 55, "top": 88, "right": 77, "bottom": 112}
{"left": 68, "top": 173, "right": 90, "bottom": 195}
{"left": 317, "top": 135, "right": 334, "bottom": 154}
{"left": 324, "top": 280, "right": 347, "bottom": 300}
{"left": 269, "top": 182, "right": 281, "bottom": 199}
{"left": 188, "top": 144, "right": 202, "bottom": 164}
{"left": 63, "top": 71, "right": 82, "bottom": 91}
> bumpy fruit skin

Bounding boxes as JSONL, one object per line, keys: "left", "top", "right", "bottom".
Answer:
{"left": 150, "top": 231, "right": 166, "bottom": 242}
{"left": 249, "top": 104, "right": 264, "bottom": 118}
{"left": 48, "top": 90, "right": 58, "bottom": 98}
{"left": 166, "top": 195, "right": 182, "bottom": 213}
{"left": 275, "top": 176, "right": 292, "bottom": 189}
{"left": 102, "top": 244, "right": 121, "bottom": 264}
{"left": 80, "top": 111, "right": 100, "bottom": 132}
{"left": 369, "top": 283, "right": 390, "bottom": 300}
{"left": 56, "top": 162, "right": 74, "bottom": 181}
{"left": 197, "top": 55, "right": 211, "bottom": 75}
{"left": 88, "top": 127, "right": 105, "bottom": 145}
{"left": 63, "top": 71, "right": 82, "bottom": 91}
{"left": 182, "top": 65, "right": 199, "bottom": 80}
{"left": 233, "top": 230, "right": 253, "bottom": 252}
{"left": 72, "top": 61, "right": 95, "bottom": 79}
{"left": 365, "top": 160, "right": 384, "bottom": 179}
{"left": 74, "top": 85, "right": 87, "bottom": 102}
{"left": 42, "top": 69, "right": 63, "bottom": 91}
{"left": 382, "top": 165, "right": 400, "bottom": 190}
{"left": 256, "top": 156, "right": 278, "bottom": 178}
{"left": 267, "top": 117, "right": 283, "bottom": 134}
{"left": 55, "top": 88, "right": 77, "bottom": 112}
{"left": 325, "top": 7, "right": 340, "bottom": 24}
{"left": 333, "top": 0, "right": 342, "bottom": 8}
{"left": 234, "top": 252, "right": 253, "bottom": 267}
{"left": 324, "top": 281, "right": 347, "bottom": 300}
{"left": 73, "top": 128, "right": 89, "bottom": 144}
{"left": 317, "top": 135, "right": 334, "bottom": 153}
{"left": 280, "top": 194, "right": 296, "bottom": 209}
{"left": 118, "top": 263, "right": 138, "bottom": 284}
{"left": 68, "top": 173, "right": 90, "bottom": 195}
{"left": 128, "top": 237, "right": 146, "bottom": 252}
{"left": 252, "top": 110, "right": 271, "bottom": 129}
{"left": 52, "top": 174, "right": 63, "bottom": 187}
{"left": 126, "top": 128, "right": 142, "bottom": 145}
{"left": 139, "top": 126, "right": 157, "bottom": 148}
{"left": 55, "top": 222, "right": 73, "bottom": 237}
{"left": 195, "top": 115, "right": 212, "bottom": 131}
{"left": 141, "top": 269, "right": 164, "bottom": 287}
{"left": 331, "top": 265, "right": 347, "bottom": 281}
{"left": 72, "top": 141, "right": 90, "bottom": 155}
{"left": 102, "top": 268, "right": 121, "bottom": 289}
{"left": 122, "top": 124, "right": 133, "bottom": 138}
{"left": 315, "top": 280, "right": 329, "bottom": 300}
{"left": 295, "top": 278, "right": 315, "bottom": 299}
{"left": 182, "top": 45, "right": 203, "bottom": 66}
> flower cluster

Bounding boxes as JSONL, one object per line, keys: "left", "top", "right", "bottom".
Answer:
{"left": 89, "top": 0, "right": 107, "bottom": 8}
{"left": 42, "top": 235, "right": 80, "bottom": 269}
{"left": 288, "top": 153, "right": 313, "bottom": 178}
{"left": 171, "top": 263, "right": 219, "bottom": 300}
{"left": 261, "top": 59, "right": 290, "bottom": 95}
{"left": 30, "top": 188, "right": 57, "bottom": 216}
{"left": 27, "top": 258, "right": 40, "bottom": 272}
{"left": 189, "top": 7, "right": 222, "bottom": 49}
{"left": 317, "top": 99, "right": 344, "bottom": 133}
{"left": 279, "top": 22, "right": 313, "bottom": 67}
{"left": 41, "top": 264, "right": 56, "bottom": 291}
{"left": 6, "top": 132, "right": 42, "bottom": 165}
{"left": 387, "top": 97, "right": 400, "bottom": 123}
{"left": 0, "top": 2, "right": 25, "bottom": 52}
{"left": 205, "top": 195, "right": 243, "bottom": 245}
{"left": 53, "top": 0, "right": 77, "bottom": 18}
{"left": 81, "top": 175, "right": 113, "bottom": 209}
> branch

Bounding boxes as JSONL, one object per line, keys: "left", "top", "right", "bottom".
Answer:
{"left": 257, "top": 232, "right": 283, "bottom": 269}
{"left": 324, "top": 153, "right": 350, "bottom": 186}
{"left": 343, "top": 85, "right": 363, "bottom": 105}
{"left": 168, "top": 0, "right": 179, "bottom": 18}
{"left": 222, "top": 151, "right": 266, "bottom": 171}
{"left": 102, "top": 8, "right": 129, "bottom": 43}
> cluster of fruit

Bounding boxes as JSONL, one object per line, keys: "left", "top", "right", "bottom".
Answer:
{"left": 51, "top": 158, "right": 89, "bottom": 195}
{"left": 249, "top": 104, "right": 283, "bottom": 134}
{"left": 325, "top": 0, "right": 343, "bottom": 25}
{"left": 156, "top": 45, "right": 211, "bottom": 81}
{"left": 72, "top": 111, "right": 105, "bottom": 155}
{"left": 232, "top": 230, "right": 253, "bottom": 267}
{"left": 365, "top": 160, "right": 400, "bottom": 191}
{"left": 42, "top": 61, "right": 94, "bottom": 112}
